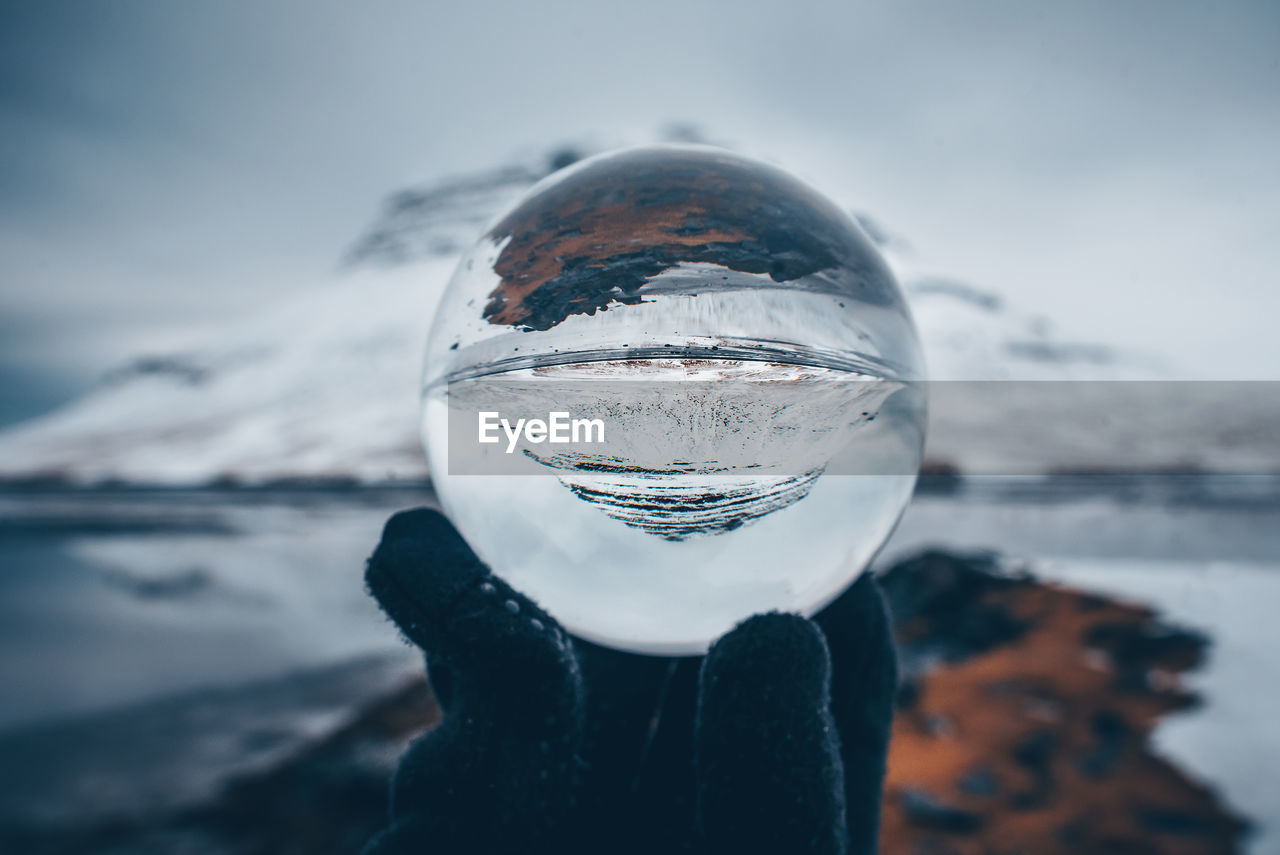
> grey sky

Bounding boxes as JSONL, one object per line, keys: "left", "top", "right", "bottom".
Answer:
{"left": 2, "top": 0, "right": 1279, "bottom": 423}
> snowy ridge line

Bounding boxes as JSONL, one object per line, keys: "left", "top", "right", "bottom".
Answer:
{"left": 0, "top": 145, "right": 1200, "bottom": 487}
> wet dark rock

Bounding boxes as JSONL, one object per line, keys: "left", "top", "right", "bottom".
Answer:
{"left": 900, "top": 788, "right": 984, "bottom": 833}
{"left": 956, "top": 767, "right": 1000, "bottom": 798}
{"left": 1078, "top": 710, "right": 1132, "bottom": 778}
{"left": 1009, "top": 730, "right": 1057, "bottom": 810}
{"left": 877, "top": 549, "right": 1031, "bottom": 666}
{"left": 1086, "top": 620, "right": 1207, "bottom": 699}
{"left": 1135, "top": 805, "right": 1225, "bottom": 837}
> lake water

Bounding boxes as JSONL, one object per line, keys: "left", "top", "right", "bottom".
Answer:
{"left": 1, "top": 478, "right": 1278, "bottom": 850}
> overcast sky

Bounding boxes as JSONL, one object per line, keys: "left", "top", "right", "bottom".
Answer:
{"left": 2, "top": 0, "right": 1278, "bottom": 425}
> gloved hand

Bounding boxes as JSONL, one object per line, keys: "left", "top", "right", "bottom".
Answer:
{"left": 362, "top": 507, "right": 897, "bottom": 855}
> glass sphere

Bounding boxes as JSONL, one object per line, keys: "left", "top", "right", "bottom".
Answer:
{"left": 422, "top": 145, "right": 925, "bottom": 654}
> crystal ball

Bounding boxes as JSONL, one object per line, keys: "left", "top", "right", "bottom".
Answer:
{"left": 422, "top": 145, "right": 925, "bottom": 654}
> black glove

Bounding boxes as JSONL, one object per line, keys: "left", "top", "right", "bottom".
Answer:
{"left": 362, "top": 508, "right": 897, "bottom": 855}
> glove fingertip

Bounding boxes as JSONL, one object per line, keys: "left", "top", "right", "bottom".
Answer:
{"left": 379, "top": 507, "right": 467, "bottom": 553}
{"left": 704, "top": 612, "right": 832, "bottom": 703}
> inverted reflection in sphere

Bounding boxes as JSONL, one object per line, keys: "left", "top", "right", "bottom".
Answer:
{"left": 422, "top": 145, "right": 925, "bottom": 654}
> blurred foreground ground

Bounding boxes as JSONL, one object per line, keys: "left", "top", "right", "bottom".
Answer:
{"left": 0, "top": 477, "right": 1276, "bottom": 853}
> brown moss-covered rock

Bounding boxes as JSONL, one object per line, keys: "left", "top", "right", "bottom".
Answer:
{"left": 879, "top": 550, "right": 1248, "bottom": 855}
{"left": 481, "top": 146, "right": 900, "bottom": 331}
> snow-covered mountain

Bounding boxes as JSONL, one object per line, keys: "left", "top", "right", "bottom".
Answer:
{"left": 0, "top": 147, "right": 1270, "bottom": 485}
